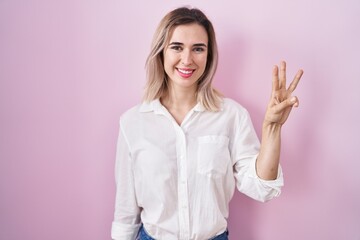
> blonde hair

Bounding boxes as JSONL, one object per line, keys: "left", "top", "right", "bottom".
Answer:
{"left": 143, "top": 7, "right": 223, "bottom": 111}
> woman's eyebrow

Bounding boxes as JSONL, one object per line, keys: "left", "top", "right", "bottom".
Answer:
{"left": 193, "top": 43, "right": 207, "bottom": 47}
{"left": 169, "top": 42, "right": 207, "bottom": 47}
{"left": 169, "top": 42, "right": 183, "bottom": 46}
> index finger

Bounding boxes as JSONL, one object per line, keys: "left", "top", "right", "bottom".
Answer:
{"left": 287, "top": 69, "right": 303, "bottom": 93}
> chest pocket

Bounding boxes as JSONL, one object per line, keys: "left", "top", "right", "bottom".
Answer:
{"left": 197, "top": 135, "right": 231, "bottom": 177}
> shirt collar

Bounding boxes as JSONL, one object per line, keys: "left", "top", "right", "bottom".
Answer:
{"left": 138, "top": 99, "right": 160, "bottom": 113}
{"left": 139, "top": 99, "right": 206, "bottom": 113}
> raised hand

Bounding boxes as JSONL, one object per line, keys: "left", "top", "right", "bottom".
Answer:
{"left": 256, "top": 61, "right": 303, "bottom": 180}
{"left": 264, "top": 61, "right": 303, "bottom": 127}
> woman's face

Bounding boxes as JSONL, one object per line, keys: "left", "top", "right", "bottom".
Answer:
{"left": 163, "top": 23, "right": 208, "bottom": 92}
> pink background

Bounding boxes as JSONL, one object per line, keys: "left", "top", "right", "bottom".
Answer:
{"left": 1, "top": 1, "right": 359, "bottom": 239}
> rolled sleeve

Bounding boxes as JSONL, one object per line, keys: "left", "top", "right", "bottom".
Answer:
{"left": 235, "top": 156, "right": 284, "bottom": 202}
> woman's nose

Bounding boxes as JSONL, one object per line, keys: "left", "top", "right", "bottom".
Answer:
{"left": 181, "top": 50, "right": 193, "bottom": 65}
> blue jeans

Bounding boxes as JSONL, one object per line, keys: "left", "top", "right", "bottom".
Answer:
{"left": 137, "top": 225, "right": 229, "bottom": 240}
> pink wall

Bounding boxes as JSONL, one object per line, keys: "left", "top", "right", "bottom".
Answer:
{"left": 1, "top": 1, "right": 359, "bottom": 239}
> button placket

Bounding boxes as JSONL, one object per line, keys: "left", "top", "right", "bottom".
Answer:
{"left": 173, "top": 123, "right": 190, "bottom": 240}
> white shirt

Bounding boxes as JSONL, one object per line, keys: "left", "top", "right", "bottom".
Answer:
{"left": 111, "top": 98, "right": 283, "bottom": 240}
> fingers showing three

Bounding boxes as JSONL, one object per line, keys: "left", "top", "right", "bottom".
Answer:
{"left": 268, "top": 61, "right": 303, "bottom": 124}
{"left": 272, "top": 61, "right": 303, "bottom": 95}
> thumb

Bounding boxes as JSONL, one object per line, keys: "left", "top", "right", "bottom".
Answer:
{"left": 274, "top": 96, "right": 298, "bottom": 112}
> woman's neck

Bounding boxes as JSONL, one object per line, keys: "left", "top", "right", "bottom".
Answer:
{"left": 160, "top": 85, "right": 197, "bottom": 124}
{"left": 162, "top": 86, "right": 196, "bottom": 109}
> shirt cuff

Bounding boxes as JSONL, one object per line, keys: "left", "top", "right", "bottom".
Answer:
{"left": 238, "top": 157, "right": 284, "bottom": 202}
{"left": 111, "top": 221, "right": 141, "bottom": 240}
{"left": 245, "top": 157, "right": 284, "bottom": 202}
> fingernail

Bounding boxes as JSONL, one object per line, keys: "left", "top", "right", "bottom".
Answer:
{"left": 291, "top": 97, "right": 296, "bottom": 103}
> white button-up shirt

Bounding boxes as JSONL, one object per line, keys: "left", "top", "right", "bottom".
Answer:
{"left": 111, "top": 98, "right": 283, "bottom": 240}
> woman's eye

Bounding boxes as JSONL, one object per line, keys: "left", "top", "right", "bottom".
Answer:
{"left": 194, "top": 47, "right": 205, "bottom": 53}
{"left": 170, "top": 46, "right": 182, "bottom": 51}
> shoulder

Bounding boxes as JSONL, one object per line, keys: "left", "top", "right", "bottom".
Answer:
{"left": 218, "top": 98, "right": 255, "bottom": 127}
{"left": 118, "top": 100, "right": 159, "bottom": 127}
{"left": 221, "top": 98, "right": 249, "bottom": 115}
{"left": 118, "top": 103, "right": 143, "bottom": 127}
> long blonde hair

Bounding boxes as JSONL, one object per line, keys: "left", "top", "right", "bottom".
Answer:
{"left": 143, "top": 7, "right": 222, "bottom": 111}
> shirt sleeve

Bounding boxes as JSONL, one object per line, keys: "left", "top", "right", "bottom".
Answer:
{"left": 111, "top": 119, "right": 141, "bottom": 240}
{"left": 231, "top": 108, "right": 284, "bottom": 202}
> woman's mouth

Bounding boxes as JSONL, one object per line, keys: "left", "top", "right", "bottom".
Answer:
{"left": 177, "top": 68, "right": 195, "bottom": 78}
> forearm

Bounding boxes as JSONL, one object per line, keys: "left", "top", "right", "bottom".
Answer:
{"left": 256, "top": 123, "right": 282, "bottom": 180}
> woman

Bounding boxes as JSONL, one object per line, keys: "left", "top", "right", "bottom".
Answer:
{"left": 111, "top": 6, "right": 303, "bottom": 240}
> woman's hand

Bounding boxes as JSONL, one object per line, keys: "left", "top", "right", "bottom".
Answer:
{"left": 264, "top": 61, "right": 303, "bottom": 127}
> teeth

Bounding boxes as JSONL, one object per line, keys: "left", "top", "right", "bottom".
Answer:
{"left": 178, "top": 69, "right": 193, "bottom": 74}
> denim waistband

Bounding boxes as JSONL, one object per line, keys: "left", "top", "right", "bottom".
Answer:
{"left": 137, "top": 225, "right": 229, "bottom": 240}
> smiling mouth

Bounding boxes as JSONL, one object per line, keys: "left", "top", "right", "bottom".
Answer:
{"left": 177, "top": 68, "right": 195, "bottom": 78}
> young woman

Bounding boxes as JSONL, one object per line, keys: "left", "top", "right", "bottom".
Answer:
{"left": 111, "top": 7, "right": 303, "bottom": 240}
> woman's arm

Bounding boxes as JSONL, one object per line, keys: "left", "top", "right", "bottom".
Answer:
{"left": 112, "top": 120, "right": 141, "bottom": 240}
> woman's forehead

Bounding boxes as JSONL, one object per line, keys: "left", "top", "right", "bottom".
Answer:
{"left": 168, "top": 23, "right": 208, "bottom": 45}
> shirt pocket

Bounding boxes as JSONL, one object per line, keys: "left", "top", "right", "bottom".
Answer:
{"left": 197, "top": 135, "right": 231, "bottom": 177}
